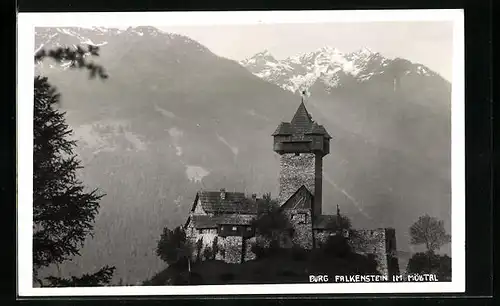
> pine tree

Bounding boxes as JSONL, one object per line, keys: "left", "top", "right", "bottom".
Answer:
{"left": 156, "top": 226, "right": 194, "bottom": 272}
{"left": 33, "top": 46, "right": 114, "bottom": 286}
{"left": 253, "top": 193, "right": 292, "bottom": 240}
{"left": 35, "top": 45, "right": 108, "bottom": 79}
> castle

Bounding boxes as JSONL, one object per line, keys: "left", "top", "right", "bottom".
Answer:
{"left": 184, "top": 98, "right": 399, "bottom": 278}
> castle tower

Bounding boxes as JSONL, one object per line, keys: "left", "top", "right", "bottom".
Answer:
{"left": 272, "top": 97, "right": 331, "bottom": 217}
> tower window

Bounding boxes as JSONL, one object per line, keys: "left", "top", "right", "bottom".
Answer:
{"left": 343, "top": 229, "right": 349, "bottom": 238}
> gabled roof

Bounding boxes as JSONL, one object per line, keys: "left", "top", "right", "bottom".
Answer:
{"left": 189, "top": 215, "right": 254, "bottom": 229}
{"left": 281, "top": 185, "right": 313, "bottom": 209}
{"left": 191, "top": 190, "right": 258, "bottom": 214}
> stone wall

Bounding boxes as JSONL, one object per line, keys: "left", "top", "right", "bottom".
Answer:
{"left": 188, "top": 228, "right": 217, "bottom": 262}
{"left": 348, "top": 228, "right": 399, "bottom": 278}
{"left": 383, "top": 228, "right": 400, "bottom": 277}
{"left": 224, "top": 236, "right": 243, "bottom": 263}
{"left": 187, "top": 220, "right": 399, "bottom": 275}
{"left": 284, "top": 209, "right": 313, "bottom": 249}
{"left": 188, "top": 231, "right": 252, "bottom": 264}
{"left": 278, "top": 153, "right": 316, "bottom": 205}
{"left": 313, "top": 229, "right": 337, "bottom": 248}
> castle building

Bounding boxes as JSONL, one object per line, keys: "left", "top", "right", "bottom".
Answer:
{"left": 184, "top": 189, "right": 260, "bottom": 263}
{"left": 184, "top": 97, "right": 399, "bottom": 278}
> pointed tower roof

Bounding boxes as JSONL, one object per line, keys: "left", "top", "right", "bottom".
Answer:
{"left": 272, "top": 122, "right": 293, "bottom": 136}
{"left": 272, "top": 98, "right": 331, "bottom": 140}
{"left": 290, "top": 101, "right": 313, "bottom": 133}
{"left": 272, "top": 96, "right": 331, "bottom": 156}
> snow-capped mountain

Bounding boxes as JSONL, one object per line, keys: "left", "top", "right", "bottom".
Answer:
{"left": 35, "top": 26, "right": 197, "bottom": 50}
{"left": 35, "top": 27, "right": 121, "bottom": 58}
{"left": 34, "top": 26, "right": 211, "bottom": 71}
{"left": 240, "top": 46, "right": 437, "bottom": 93}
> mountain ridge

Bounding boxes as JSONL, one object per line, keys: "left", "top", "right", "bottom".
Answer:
{"left": 240, "top": 46, "right": 448, "bottom": 95}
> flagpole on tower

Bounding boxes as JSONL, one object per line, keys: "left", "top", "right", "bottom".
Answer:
{"left": 301, "top": 88, "right": 311, "bottom": 104}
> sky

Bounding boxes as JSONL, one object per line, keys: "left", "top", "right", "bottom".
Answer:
{"left": 156, "top": 22, "right": 454, "bottom": 81}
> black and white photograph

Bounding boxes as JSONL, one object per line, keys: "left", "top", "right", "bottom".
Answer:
{"left": 17, "top": 10, "right": 465, "bottom": 296}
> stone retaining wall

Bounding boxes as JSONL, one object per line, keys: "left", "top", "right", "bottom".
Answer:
{"left": 284, "top": 209, "right": 313, "bottom": 249}
{"left": 348, "top": 228, "right": 399, "bottom": 277}
{"left": 313, "top": 229, "right": 337, "bottom": 248}
{"left": 224, "top": 236, "right": 243, "bottom": 263}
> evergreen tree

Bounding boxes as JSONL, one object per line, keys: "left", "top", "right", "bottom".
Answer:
{"left": 253, "top": 193, "right": 291, "bottom": 239}
{"left": 156, "top": 226, "right": 194, "bottom": 272}
{"left": 35, "top": 45, "right": 108, "bottom": 80}
{"left": 211, "top": 236, "right": 219, "bottom": 260}
{"left": 33, "top": 46, "right": 114, "bottom": 286}
{"left": 44, "top": 265, "right": 115, "bottom": 287}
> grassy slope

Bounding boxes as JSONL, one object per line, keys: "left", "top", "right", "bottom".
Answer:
{"left": 145, "top": 248, "right": 381, "bottom": 286}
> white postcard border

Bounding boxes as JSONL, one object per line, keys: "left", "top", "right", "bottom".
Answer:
{"left": 17, "top": 9, "right": 465, "bottom": 296}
